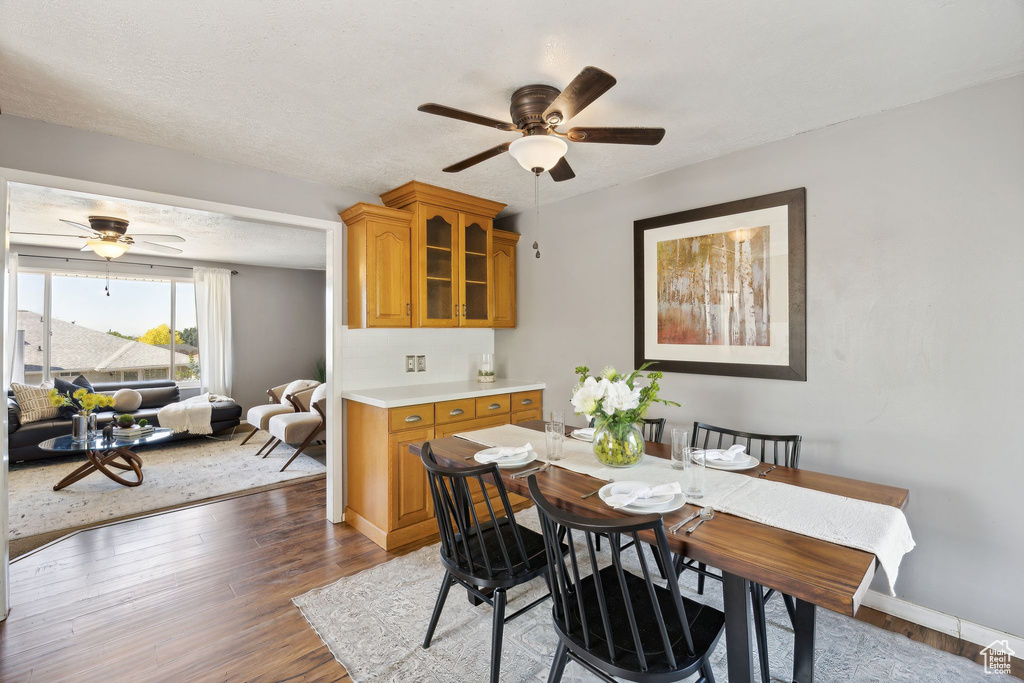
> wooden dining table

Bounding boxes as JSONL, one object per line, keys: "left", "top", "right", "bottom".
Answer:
{"left": 409, "top": 420, "right": 910, "bottom": 683}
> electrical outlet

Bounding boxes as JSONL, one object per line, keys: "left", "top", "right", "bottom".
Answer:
{"left": 405, "top": 355, "right": 416, "bottom": 372}
{"left": 416, "top": 355, "right": 426, "bottom": 372}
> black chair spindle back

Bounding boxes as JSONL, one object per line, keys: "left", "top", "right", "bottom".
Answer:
{"left": 691, "top": 421, "right": 801, "bottom": 468}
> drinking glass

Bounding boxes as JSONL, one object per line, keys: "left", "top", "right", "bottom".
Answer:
{"left": 686, "top": 448, "right": 706, "bottom": 499}
{"left": 549, "top": 410, "right": 565, "bottom": 435}
{"left": 544, "top": 423, "right": 564, "bottom": 461}
{"left": 670, "top": 429, "right": 688, "bottom": 470}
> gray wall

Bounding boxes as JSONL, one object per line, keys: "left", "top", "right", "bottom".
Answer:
{"left": 496, "top": 74, "right": 1024, "bottom": 636}
{"left": 14, "top": 245, "right": 326, "bottom": 412}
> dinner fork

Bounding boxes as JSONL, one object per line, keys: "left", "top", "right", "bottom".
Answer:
{"left": 758, "top": 465, "right": 777, "bottom": 478}
{"left": 581, "top": 478, "right": 613, "bottom": 499}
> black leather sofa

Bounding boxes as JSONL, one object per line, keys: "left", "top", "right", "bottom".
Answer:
{"left": 7, "top": 379, "right": 242, "bottom": 463}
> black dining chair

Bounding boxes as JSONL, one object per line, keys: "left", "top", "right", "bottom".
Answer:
{"left": 528, "top": 476, "right": 723, "bottom": 683}
{"left": 589, "top": 416, "right": 667, "bottom": 444}
{"left": 678, "top": 422, "right": 802, "bottom": 683}
{"left": 418, "top": 442, "right": 563, "bottom": 683}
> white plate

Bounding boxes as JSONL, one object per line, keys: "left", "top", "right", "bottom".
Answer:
{"left": 604, "top": 481, "right": 674, "bottom": 507}
{"left": 569, "top": 429, "right": 595, "bottom": 442}
{"left": 597, "top": 482, "right": 687, "bottom": 515}
{"left": 693, "top": 452, "right": 760, "bottom": 471}
{"left": 474, "top": 448, "right": 538, "bottom": 469}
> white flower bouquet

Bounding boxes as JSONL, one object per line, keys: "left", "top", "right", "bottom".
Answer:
{"left": 571, "top": 363, "right": 679, "bottom": 467}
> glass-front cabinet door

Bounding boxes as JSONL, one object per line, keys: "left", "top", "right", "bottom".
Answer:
{"left": 418, "top": 205, "right": 459, "bottom": 327}
{"left": 458, "top": 213, "right": 493, "bottom": 327}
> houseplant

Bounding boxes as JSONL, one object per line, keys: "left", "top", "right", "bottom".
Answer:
{"left": 50, "top": 387, "right": 116, "bottom": 441}
{"left": 570, "top": 363, "right": 678, "bottom": 468}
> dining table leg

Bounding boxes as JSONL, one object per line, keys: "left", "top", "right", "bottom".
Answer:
{"left": 722, "top": 571, "right": 755, "bottom": 682}
{"left": 792, "top": 598, "right": 816, "bottom": 682}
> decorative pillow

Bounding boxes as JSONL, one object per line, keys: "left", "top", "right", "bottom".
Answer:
{"left": 52, "top": 375, "right": 95, "bottom": 418}
{"left": 10, "top": 382, "right": 59, "bottom": 424}
{"left": 113, "top": 388, "right": 143, "bottom": 412}
{"left": 282, "top": 379, "right": 320, "bottom": 401}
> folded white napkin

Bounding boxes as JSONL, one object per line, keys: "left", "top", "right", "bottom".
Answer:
{"left": 703, "top": 444, "right": 746, "bottom": 462}
{"left": 476, "top": 444, "right": 533, "bottom": 463}
{"left": 606, "top": 482, "right": 682, "bottom": 509}
{"left": 575, "top": 427, "right": 595, "bottom": 437}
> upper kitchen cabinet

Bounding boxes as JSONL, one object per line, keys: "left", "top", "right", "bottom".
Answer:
{"left": 379, "top": 181, "right": 508, "bottom": 328}
{"left": 342, "top": 203, "right": 414, "bottom": 328}
{"left": 491, "top": 229, "right": 520, "bottom": 328}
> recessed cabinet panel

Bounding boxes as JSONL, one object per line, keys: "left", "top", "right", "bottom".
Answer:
{"left": 492, "top": 230, "right": 518, "bottom": 328}
{"left": 342, "top": 203, "right": 414, "bottom": 329}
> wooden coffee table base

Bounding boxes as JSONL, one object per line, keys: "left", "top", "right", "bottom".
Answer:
{"left": 53, "top": 448, "right": 145, "bottom": 491}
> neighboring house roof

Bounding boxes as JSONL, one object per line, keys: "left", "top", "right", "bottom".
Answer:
{"left": 157, "top": 342, "right": 199, "bottom": 355}
{"left": 18, "top": 310, "right": 191, "bottom": 372}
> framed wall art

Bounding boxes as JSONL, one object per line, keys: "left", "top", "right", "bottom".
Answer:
{"left": 634, "top": 188, "right": 806, "bottom": 381}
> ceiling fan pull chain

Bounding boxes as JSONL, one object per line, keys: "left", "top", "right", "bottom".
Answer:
{"left": 105, "top": 258, "right": 111, "bottom": 296}
{"left": 533, "top": 172, "right": 541, "bottom": 258}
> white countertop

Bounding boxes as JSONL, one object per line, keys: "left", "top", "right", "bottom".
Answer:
{"left": 341, "top": 379, "right": 546, "bottom": 409}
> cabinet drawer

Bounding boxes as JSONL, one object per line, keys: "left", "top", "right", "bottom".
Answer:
{"left": 389, "top": 403, "right": 435, "bottom": 432}
{"left": 475, "top": 394, "right": 510, "bottom": 416}
{"left": 436, "top": 398, "right": 476, "bottom": 425}
{"left": 511, "top": 390, "right": 542, "bottom": 414}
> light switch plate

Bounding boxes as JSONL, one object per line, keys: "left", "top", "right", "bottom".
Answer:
{"left": 405, "top": 355, "right": 416, "bottom": 372}
{"left": 416, "top": 355, "right": 426, "bottom": 372}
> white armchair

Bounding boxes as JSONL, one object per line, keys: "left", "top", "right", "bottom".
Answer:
{"left": 242, "top": 379, "right": 320, "bottom": 448}
{"left": 262, "top": 383, "right": 327, "bottom": 471}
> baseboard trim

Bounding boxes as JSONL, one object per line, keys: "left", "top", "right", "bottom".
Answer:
{"left": 862, "top": 590, "right": 1023, "bottom": 653}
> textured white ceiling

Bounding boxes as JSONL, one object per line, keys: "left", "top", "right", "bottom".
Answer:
{"left": 9, "top": 184, "right": 326, "bottom": 269}
{"left": 0, "top": 1, "right": 1021, "bottom": 216}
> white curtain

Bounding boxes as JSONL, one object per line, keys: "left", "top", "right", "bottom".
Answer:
{"left": 5, "top": 252, "right": 17, "bottom": 388}
{"left": 193, "top": 266, "right": 233, "bottom": 396}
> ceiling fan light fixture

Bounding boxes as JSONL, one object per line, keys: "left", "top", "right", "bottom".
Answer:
{"left": 87, "top": 239, "right": 130, "bottom": 259}
{"left": 508, "top": 135, "right": 568, "bottom": 173}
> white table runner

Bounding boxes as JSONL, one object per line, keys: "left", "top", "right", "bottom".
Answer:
{"left": 454, "top": 424, "right": 915, "bottom": 595}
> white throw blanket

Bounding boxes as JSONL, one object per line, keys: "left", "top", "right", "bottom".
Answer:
{"left": 157, "top": 392, "right": 230, "bottom": 435}
{"left": 455, "top": 423, "right": 915, "bottom": 595}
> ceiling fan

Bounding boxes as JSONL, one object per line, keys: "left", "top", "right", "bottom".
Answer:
{"left": 13, "top": 216, "right": 185, "bottom": 260}
{"left": 418, "top": 66, "right": 666, "bottom": 181}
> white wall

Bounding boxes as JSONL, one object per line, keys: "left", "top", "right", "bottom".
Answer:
{"left": 496, "top": 74, "right": 1024, "bottom": 637}
{"left": 340, "top": 327, "right": 494, "bottom": 390}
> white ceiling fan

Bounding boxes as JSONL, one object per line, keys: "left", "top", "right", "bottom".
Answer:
{"left": 14, "top": 215, "right": 185, "bottom": 260}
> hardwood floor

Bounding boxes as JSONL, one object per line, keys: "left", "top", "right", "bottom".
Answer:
{"left": 1, "top": 478, "right": 1017, "bottom": 681}
{"left": 0, "top": 478, "right": 434, "bottom": 682}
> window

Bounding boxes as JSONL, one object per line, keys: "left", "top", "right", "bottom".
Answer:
{"left": 15, "top": 270, "right": 200, "bottom": 388}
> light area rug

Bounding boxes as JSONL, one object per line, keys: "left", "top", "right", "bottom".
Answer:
{"left": 8, "top": 430, "right": 326, "bottom": 542}
{"left": 294, "top": 510, "right": 987, "bottom": 682}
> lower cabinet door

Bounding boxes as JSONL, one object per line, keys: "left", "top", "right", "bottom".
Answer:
{"left": 389, "top": 426, "right": 435, "bottom": 530}
{"left": 511, "top": 407, "right": 543, "bottom": 424}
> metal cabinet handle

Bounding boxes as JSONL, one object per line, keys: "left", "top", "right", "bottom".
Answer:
{"left": 462, "top": 303, "right": 467, "bottom": 316}
{"left": 406, "top": 303, "right": 411, "bottom": 316}
{"left": 404, "top": 414, "right": 421, "bottom": 423}
{"left": 488, "top": 403, "right": 501, "bottom": 410}
{"left": 520, "top": 398, "right": 533, "bottom": 405}
{"left": 449, "top": 408, "right": 464, "bottom": 416}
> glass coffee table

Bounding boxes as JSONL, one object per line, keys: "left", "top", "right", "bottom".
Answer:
{"left": 40, "top": 428, "right": 173, "bottom": 491}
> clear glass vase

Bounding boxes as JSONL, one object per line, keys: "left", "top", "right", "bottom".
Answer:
{"left": 592, "top": 421, "right": 645, "bottom": 468}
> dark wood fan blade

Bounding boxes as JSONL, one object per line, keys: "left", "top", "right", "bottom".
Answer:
{"left": 59, "top": 219, "right": 100, "bottom": 234}
{"left": 566, "top": 127, "right": 666, "bottom": 145}
{"left": 442, "top": 142, "right": 511, "bottom": 173}
{"left": 542, "top": 67, "right": 617, "bottom": 125}
{"left": 548, "top": 156, "right": 575, "bottom": 182}
{"left": 135, "top": 241, "right": 183, "bottom": 255}
{"left": 418, "top": 104, "right": 518, "bottom": 131}
{"left": 134, "top": 233, "right": 185, "bottom": 243}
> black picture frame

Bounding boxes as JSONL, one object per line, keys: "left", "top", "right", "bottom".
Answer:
{"left": 633, "top": 188, "right": 806, "bottom": 381}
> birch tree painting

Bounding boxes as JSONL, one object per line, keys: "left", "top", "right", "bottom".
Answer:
{"left": 656, "top": 226, "right": 770, "bottom": 346}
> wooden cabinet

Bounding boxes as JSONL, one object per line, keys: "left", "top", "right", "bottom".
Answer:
{"left": 345, "top": 388, "right": 544, "bottom": 550}
{"left": 342, "top": 203, "right": 414, "bottom": 328}
{"left": 492, "top": 229, "right": 519, "bottom": 328}
{"left": 376, "top": 181, "right": 513, "bottom": 328}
